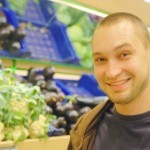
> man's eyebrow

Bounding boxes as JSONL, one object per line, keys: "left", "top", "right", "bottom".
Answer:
{"left": 92, "top": 43, "right": 131, "bottom": 56}
{"left": 114, "top": 43, "right": 131, "bottom": 51}
{"left": 92, "top": 52, "right": 102, "bottom": 56}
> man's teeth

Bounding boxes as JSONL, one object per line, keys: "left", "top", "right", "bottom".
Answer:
{"left": 109, "top": 80, "right": 127, "bottom": 86}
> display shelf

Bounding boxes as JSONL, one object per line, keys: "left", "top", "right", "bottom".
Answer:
{"left": 1, "top": 57, "right": 93, "bottom": 75}
{"left": 0, "top": 136, "right": 70, "bottom": 150}
{"left": 0, "top": 0, "right": 104, "bottom": 75}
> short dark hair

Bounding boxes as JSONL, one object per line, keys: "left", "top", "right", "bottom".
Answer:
{"left": 94, "top": 12, "right": 150, "bottom": 48}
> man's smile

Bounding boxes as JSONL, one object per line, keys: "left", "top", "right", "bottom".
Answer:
{"left": 106, "top": 78, "right": 131, "bottom": 86}
{"left": 105, "top": 78, "right": 131, "bottom": 91}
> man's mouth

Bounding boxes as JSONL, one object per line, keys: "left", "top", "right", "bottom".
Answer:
{"left": 106, "top": 78, "right": 131, "bottom": 86}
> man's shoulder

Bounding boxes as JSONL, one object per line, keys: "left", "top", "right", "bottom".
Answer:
{"left": 71, "top": 100, "right": 112, "bottom": 132}
{"left": 81, "top": 100, "right": 111, "bottom": 121}
{"left": 68, "top": 100, "right": 113, "bottom": 149}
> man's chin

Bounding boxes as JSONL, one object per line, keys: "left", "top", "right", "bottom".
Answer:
{"left": 110, "top": 98, "right": 133, "bottom": 105}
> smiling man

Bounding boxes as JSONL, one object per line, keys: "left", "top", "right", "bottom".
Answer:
{"left": 68, "top": 12, "right": 150, "bottom": 150}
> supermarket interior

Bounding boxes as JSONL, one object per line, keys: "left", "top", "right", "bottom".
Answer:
{"left": 0, "top": 0, "right": 150, "bottom": 150}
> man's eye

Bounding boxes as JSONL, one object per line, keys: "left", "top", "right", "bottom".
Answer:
{"left": 95, "top": 57, "right": 106, "bottom": 62}
{"left": 99, "top": 58, "right": 105, "bottom": 61}
{"left": 121, "top": 52, "right": 130, "bottom": 58}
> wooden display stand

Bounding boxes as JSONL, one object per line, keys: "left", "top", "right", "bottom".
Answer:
{"left": 0, "top": 136, "right": 70, "bottom": 150}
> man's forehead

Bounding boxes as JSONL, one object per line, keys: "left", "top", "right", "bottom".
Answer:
{"left": 97, "top": 20, "right": 134, "bottom": 31}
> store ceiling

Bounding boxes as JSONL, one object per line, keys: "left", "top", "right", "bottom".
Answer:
{"left": 77, "top": 0, "right": 150, "bottom": 27}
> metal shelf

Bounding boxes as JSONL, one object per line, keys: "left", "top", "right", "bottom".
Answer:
{"left": 1, "top": 57, "right": 93, "bottom": 75}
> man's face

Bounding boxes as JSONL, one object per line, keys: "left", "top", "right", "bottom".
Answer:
{"left": 92, "top": 21, "right": 150, "bottom": 105}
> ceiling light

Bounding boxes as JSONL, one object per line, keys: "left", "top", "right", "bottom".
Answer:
{"left": 144, "top": 0, "right": 150, "bottom": 3}
{"left": 48, "top": 0, "right": 108, "bottom": 18}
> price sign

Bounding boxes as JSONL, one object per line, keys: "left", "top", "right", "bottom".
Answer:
{"left": 0, "top": 146, "right": 17, "bottom": 150}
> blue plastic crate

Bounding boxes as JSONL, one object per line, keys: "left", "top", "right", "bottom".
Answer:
{"left": 7, "top": 0, "right": 79, "bottom": 63}
{"left": 0, "top": 8, "right": 29, "bottom": 58}
{"left": 49, "top": 21, "right": 79, "bottom": 63}
{"left": 40, "top": 0, "right": 57, "bottom": 22}
{"left": 19, "top": 20, "right": 79, "bottom": 63}
{"left": 8, "top": 0, "right": 56, "bottom": 26}
{"left": 55, "top": 74, "right": 106, "bottom": 97}
{"left": 0, "top": 0, "right": 10, "bottom": 8}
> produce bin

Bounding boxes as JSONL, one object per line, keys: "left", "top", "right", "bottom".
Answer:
{"left": 8, "top": 0, "right": 79, "bottom": 64}
{"left": 0, "top": 136, "right": 70, "bottom": 150}
{"left": 0, "top": 7, "right": 29, "bottom": 58}
{"left": 17, "top": 20, "right": 79, "bottom": 63}
{"left": 43, "top": 1, "right": 96, "bottom": 68}
{"left": 55, "top": 74, "right": 106, "bottom": 97}
{"left": 8, "top": 0, "right": 50, "bottom": 26}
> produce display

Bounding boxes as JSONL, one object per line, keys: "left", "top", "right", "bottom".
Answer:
{"left": 0, "top": 59, "right": 107, "bottom": 145}
{"left": 5, "top": 0, "right": 100, "bottom": 67}
{"left": 0, "top": 11, "right": 26, "bottom": 53}
{"left": 25, "top": 66, "right": 94, "bottom": 135}
{"left": 0, "top": 68, "right": 54, "bottom": 142}
{"left": 0, "top": 64, "right": 97, "bottom": 141}
{"left": 53, "top": 3, "right": 101, "bottom": 68}
{"left": 0, "top": 0, "right": 104, "bottom": 144}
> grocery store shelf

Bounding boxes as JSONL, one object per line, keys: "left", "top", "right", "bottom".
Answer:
{"left": 0, "top": 136, "right": 70, "bottom": 150}
{"left": 1, "top": 0, "right": 100, "bottom": 76}
{"left": 1, "top": 57, "right": 93, "bottom": 75}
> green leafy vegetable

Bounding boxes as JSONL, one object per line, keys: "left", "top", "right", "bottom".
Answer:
{"left": 0, "top": 69, "right": 55, "bottom": 142}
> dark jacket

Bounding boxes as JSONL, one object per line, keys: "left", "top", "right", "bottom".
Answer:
{"left": 68, "top": 100, "right": 113, "bottom": 150}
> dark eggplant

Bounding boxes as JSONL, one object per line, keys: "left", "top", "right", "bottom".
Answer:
{"left": 55, "top": 101, "right": 62, "bottom": 107}
{"left": 10, "top": 41, "right": 21, "bottom": 52}
{"left": 2, "top": 40, "right": 21, "bottom": 52}
{"left": 65, "top": 109, "right": 79, "bottom": 123}
{"left": 41, "top": 89, "right": 49, "bottom": 95}
{"left": 0, "top": 24, "right": 15, "bottom": 42}
{"left": 67, "top": 123, "right": 76, "bottom": 133}
{"left": 57, "top": 117, "right": 67, "bottom": 129}
{"left": 42, "top": 66, "right": 55, "bottom": 80}
{"left": 55, "top": 104, "right": 65, "bottom": 116}
{"left": 46, "top": 79, "right": 59, "bottom": 93}
{"left": 55, "top": 102, "right": 74, "bottom": 117}
{"left": 27, "top": 67, "right": 39, "bottom": 83}
{"left": 35, "top": 79, "right": 46, "bottom": 89}
{"left": 50, "top": 119, "right": 60, "bottom": 128}
{"left": 56, "top": 92, "right": 65, "bottom": 101}
{"left": 0, "top": 24, "right": 11, "bottom": 40}
{"left": 64, "top": 103, "right": 74, "bottom": 111}
{"left": 51, "top": 117, "right": 67, "bottom": 129}
{"left": 45, "top": 92, "right": 58, "bottom": 108}
{"left": 12, "top": 26, "right": 26, "bottom": 42}
{"left": 48, "top": 124, "right": 66, "bottom": 136}
{"left": 31, "top": 74, "right": 45, "bottom": 85}
{"left": 44, "top": 105, "right": 53, "bottom": 114}
{"left": 15, "top": 26, "right": 26, "bottom": 40}
{"left": 6, "top": 24, "right": 15, "bottom": 40}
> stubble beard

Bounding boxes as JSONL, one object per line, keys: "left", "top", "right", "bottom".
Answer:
{"left": 103, "top": 76, "right": 149, "bottom": 105}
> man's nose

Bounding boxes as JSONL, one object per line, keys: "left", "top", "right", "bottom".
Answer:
{"left": 105, "top": 60, "right": 122, "bottom": 79}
